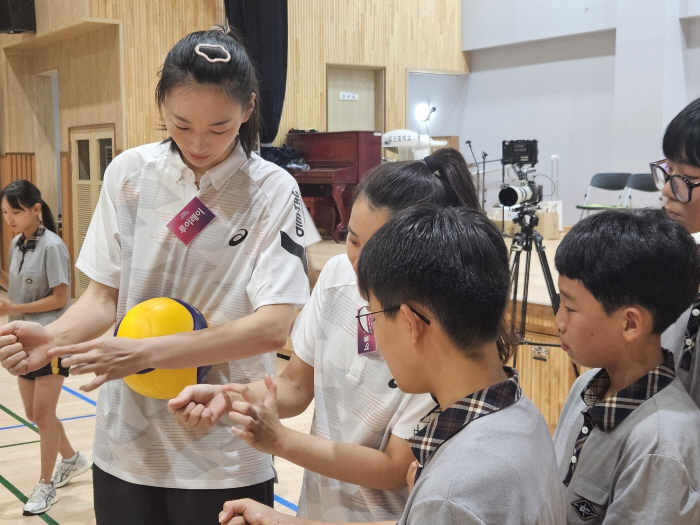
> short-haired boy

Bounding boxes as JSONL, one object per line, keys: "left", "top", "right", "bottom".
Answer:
{"left": 656, "top": 96, "right": 700, "bottom": 408}
{"left": 218, "top": 205, "right": 565, "bottom": 525}
{"left": 553, "top": 209, "right": 700, "bottom": 524}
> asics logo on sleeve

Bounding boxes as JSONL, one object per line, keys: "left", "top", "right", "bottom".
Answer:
{"left": 229, "top": 229, "right": 249, "bottom": 246}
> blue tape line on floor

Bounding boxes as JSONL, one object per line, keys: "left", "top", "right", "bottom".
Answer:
{"left": 0, "top": 413, "right": 95, "bottom": 431}
{"left": 62, "top": 385, "right": 97, "bottom": 406}
{"left": 274, "top": 494, "right": 298, "bottom": 512}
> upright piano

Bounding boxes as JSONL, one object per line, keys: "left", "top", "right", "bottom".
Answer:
{"left": 287, "top": 131, "right": 381, "bottom": 241}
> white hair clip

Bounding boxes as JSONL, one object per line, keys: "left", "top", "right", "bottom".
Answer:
{"left": 195, "top": 43, "right": 231, "bottom": 63}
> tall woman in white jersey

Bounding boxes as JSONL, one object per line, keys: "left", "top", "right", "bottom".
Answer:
{"left": 0, "top": 27, "right": 309, "bottom": 524}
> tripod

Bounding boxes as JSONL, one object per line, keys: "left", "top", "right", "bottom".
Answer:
{"left": 507, "top": 206, "right": 580, "bottom": 377}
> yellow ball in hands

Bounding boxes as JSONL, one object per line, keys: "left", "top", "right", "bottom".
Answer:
{"left": 116, "top": 298, "right": 210, "bottom": 399}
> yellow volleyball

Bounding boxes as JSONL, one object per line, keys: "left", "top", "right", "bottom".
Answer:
{"left": 116, "top": 297, "right": 210, "bottom": 399}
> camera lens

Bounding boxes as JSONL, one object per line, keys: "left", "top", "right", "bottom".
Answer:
{"left": 499, "top": 185, "right": 534, "bottom": 207}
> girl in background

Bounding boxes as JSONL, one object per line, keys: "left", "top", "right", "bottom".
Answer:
{"left": 0, "top": 180, "right": 89, "bottom": 516}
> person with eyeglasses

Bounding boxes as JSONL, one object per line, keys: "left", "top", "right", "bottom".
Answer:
{"left": 168, "top": 148, "right": 499, "bottom": 523}
{"left": 652, "top": 97, "right": 700, "bottom": 410}
{"left": 217, "top": 206, "right": 565, "bottom": 525}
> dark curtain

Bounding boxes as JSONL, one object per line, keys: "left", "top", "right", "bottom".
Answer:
{"left": 225, "top": 0, "right": 288, "bottom": 145}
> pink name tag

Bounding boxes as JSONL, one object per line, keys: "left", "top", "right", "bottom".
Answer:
{"left": 167, "top": 197, "right": 216, "bottom": 245}
{"left": 358, "top": 316, "right": 377, "bottom": 354}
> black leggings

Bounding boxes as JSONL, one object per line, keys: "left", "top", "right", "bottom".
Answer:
{"left": 93, "top": 464, "right": 275, "bottom": 525}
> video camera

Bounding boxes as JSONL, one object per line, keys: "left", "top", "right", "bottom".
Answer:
{"left": 498, "top": 140, "right": 542, "bottom": 208}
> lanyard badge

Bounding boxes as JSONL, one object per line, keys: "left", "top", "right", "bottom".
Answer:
{"left": 167, "top": 196, "right": 216, "bottom": 245}
{"left": 357, "top": 309, "right": 378, "bottom": 354}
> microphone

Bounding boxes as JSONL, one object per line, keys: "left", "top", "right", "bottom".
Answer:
{"left": 466, "top": 140, "right": 479, "bottom": 178}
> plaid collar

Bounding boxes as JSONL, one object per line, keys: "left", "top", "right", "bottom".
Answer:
{"left": 16, "top": 226, "right": 45, "bottom": 254}
{"left": 408, "top": 367, "right": 522, "bottom": 481}
{"left": 581, "top": 349, "right": 676, "bottom": 432}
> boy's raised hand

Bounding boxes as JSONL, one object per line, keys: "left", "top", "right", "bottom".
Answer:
{"left": 168, "top": 384, "right": 235, "bottom": 432}
{"left": 224, "top": 374, "right": 287, "bottom": 455}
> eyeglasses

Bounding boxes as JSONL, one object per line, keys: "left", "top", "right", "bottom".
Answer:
{"left": 650, "top": 159, "right": 700, "bottom": 203}
{"left": 356, "top": 304, "right": 431, "bottom": 335}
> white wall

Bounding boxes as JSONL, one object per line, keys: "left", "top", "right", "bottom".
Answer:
{"left": 463, "top": 31, "right": 617, "bottom": 225}
{"left": 462, "top": 0, "right": 617, "bottom": 51}
{"left": 442, "top": 0, "right": 700, "bottom": 226}
{"left": 407, "top": 73, "right": 469, "bottom": 140}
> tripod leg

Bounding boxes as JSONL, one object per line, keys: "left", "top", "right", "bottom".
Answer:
{"left": 533, "top": 232, "right": 579, "bottom": 378}
{"left": 520, "top": 241, "right": 533, "bottom": 339}
{"left": 533, "top": 232, "right": 560, "bottom": 314}
{"left": 508, "top": 243, "right": 522, "bottom": 335}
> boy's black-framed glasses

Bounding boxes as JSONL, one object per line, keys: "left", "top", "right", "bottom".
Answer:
{"left": 356, "top": 304, "right": 431, "bottom": 335}
{"left": 650, "top": 159, "right": 700, "bottom": 203}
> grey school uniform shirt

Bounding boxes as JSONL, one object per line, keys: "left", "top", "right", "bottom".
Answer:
{"left": 398, "top": 370, "right": 565, "bottom": 525}
{"left": 8, "top": 228, "right": 70, "bottom": 326}
{"left": 662, "top": 306, "right": 700, "bottom": 408}
{"left": 553, "top": 355, "right": 700, "bottom": 525}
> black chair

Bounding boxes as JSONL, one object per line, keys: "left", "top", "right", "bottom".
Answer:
{"left": 621, "top": 173, "right": 662, "bottom": 208}
{"left": 576, "top": 172, "right": 631, "bottom": 220}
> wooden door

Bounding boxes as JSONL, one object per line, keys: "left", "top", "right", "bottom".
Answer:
{"left": 69, "top": 127, "right": 114, "bottom": 297}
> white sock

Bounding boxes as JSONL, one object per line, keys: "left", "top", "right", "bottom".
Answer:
{"left": 63, "top": 452, "right": 79, "bottom": 463}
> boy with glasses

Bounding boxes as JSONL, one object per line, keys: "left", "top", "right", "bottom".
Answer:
{"left": 651, "top": 97, "right": 700, "bottom": 408}
{"left": 217, "top": 206, "right": 565, "bottom": 525}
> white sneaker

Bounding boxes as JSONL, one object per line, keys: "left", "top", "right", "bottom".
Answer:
{"left": 23, "top": 480, "right": 57, "bottom": 515}
{"left": 51, "top": 451, "right": 91, "bottom": 488}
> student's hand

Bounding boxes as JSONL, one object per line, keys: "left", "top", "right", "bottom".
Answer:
{"left": 0, "top": 321, "right": 53, "bottom": 376}
{"left": 219, "top": 498, "right": 285, "bottom": 524}
{"left": 48, "top": 336, "right": 147, "bottom": 392}
{"left": 168, "top": 384, "right": 238, "bottom": 432}
{"left": 224, "top": 375, "right": 288, "bottom": 455}
{"left": 0, "top": 298, "right": 17, "bottom": 316}
{"left": 407, "top": 460, "right": 419, "bottom": 493}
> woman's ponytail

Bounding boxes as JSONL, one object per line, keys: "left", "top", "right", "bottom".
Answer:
{"left": 424, "top": 148, "right": 480, "bottom": 211}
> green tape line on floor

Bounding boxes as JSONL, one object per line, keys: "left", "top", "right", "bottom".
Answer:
{"left": 0, "top": 403, "right": 38, "bottom": 434}
{"left": 0, "top": 439, "right": 40, "bottom": 449}
{"left": 0, "top": 473, "right": 59, "bottom": 525}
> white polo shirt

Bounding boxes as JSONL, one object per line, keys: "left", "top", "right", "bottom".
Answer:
{"left": 77, "top": 140, "right": 310, "bottom": 489}
{"left": 291, "top": 254, "right": 436, "bottom": 522}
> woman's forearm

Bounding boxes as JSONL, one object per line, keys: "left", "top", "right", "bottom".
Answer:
{"left": 243, "top": 353, "right": 315, "bottom": 419}
{"left": 145, "top": 304, "right": 295, "bottom": 369}
{"left": 45, "top": 281, "right": 118, "bottom": 346}
{"left": 275, "top": 429, "right": 412, "bottom": 491}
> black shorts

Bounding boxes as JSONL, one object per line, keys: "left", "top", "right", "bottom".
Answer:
{"left": 20, "top": 357, "right": 69, "bottom": 380}
{"left": 92, "top": 464, "right": 275, "bottom": 525}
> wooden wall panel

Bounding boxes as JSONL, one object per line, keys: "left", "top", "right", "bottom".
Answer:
{"left": 90, "top": 0, "right": 225, "bottom": 149}
{"left": 278, "top": 0, "right": 466, "bottom": 146}
{"left": 327, "top": 66, "right": 383, "bottom": 132}
{"left": 2, "top": 25, "right": 122, "bottom": 213}
{"left": 33, "top": 26, "right": 123, "bottom": 153}
{"left": 34, "top": 0, "right": 90, "bottom": 35}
